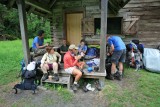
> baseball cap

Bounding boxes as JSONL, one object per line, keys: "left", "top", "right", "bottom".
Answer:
{"left": 69, "top": 44, "right": 78, "bottom": 50}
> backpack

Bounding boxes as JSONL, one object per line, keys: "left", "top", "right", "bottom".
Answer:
{"left": 86, "top": 47, "right": 98, "bottom": 57}
{"left": 13, "top": 69, "right": 37, "bottom": 94}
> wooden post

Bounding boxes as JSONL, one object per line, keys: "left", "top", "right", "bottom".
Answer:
{"left": 100, "top": 0, "right": 108, "bottom": 73}
{"left": 17, "top": 0, "right": 30, "bottom": 65}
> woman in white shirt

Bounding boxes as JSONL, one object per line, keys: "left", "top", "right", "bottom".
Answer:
{"left": 41, "top": 46, "right": 61, "bottom": 81}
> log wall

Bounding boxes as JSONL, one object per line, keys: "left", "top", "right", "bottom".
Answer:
{"left": 50, "top": 0, "right": 101, "bottom": 47}
{"left": 119, "top": 0, "right": 160, "bottom": 48}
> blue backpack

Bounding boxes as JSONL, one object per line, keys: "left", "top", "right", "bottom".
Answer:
{"left": 86, "top": 47, "right": 98, "bottom": 56}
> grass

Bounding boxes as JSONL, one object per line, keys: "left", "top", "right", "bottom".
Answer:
{"left": 103, "top": 68, "right": 160, "bottom": 107}
{"left": 44, "top": 83, "right": 73, "bottom": 102}
{"left": 0, "top": 40, "right": 160, "bottom": 106}
{"left": 0, "top": 39, "right": 51, "bottom": 85}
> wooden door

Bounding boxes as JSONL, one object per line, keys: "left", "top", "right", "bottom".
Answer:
{"left": 66, "top": 13, "right": 83, "bottom": 46}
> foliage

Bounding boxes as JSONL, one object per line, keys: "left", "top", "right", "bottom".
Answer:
{"left": 0, "top": 4, "right": 51, "bottom": 40}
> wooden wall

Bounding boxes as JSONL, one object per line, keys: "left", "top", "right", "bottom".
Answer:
{"left": 50, "top": 0, "right": 101, "bottom": 47}
{"left": 119, "top": 0, "right": 160, "bottom": 48}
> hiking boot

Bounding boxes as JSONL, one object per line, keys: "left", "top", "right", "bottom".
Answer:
{"left": 94, "top": 81, "right": 101, "bottom": 91}
{"left": 110, "top": 74, "right": 114, "bottom": 80}
{"left": 82, "top": 82, "right": 88, "bottom": 92}
{"left": 116, "top": 72, "right": 122, "bottom": 81}
{"left": 114, "top": 72, "right": 119, "bottom": 77}
{"left": 72, "top": 84, "right": 78, "bottom": 91}
{"left": 42, "top": 73, "right": 48, "bottom": 81}
{"left": 53, "top": 74, "right": 59, "bottom": 81}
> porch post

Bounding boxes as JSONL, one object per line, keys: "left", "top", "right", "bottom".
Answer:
{"left": 17, "top": 0, "right": 30, "bottom": 65}
{"left": 100, "top": 0, "right": 108, "bottom": 72}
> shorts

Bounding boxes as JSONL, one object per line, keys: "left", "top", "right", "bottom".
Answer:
{"left": 48, "top": 64, "right": 53, "bottom": 70}
{"left": 64, "top": 66, "right": 76, "bottom": 74}
{"left": 111, "top": 49, "right": 126, "bottom": 64}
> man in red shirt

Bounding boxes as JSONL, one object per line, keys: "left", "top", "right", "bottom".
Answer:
{"left": 63, "top": 44, "right": 85, "bottom": 91}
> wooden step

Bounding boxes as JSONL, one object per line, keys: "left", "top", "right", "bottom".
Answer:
{"left": 42, "top": 75, "right": 72, "bottom": 90}
{"left": 43, "top": 76, "right": 70, "bottom": 84}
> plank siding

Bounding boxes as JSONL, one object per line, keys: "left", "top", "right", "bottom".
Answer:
{"left": 50, "top": 0, "right": 101, "bottom": 46}
{"left": 120, "top": 0, "right": 160, "bottom": 48}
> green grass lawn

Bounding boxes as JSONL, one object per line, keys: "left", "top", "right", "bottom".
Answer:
{"left": 0, "top": 39, "right": 160, "bottom": 106}
{"left": 103, "top": 68, "right": 160, "bottom": 107}
{"left": 0, "top": 39, "right": 51, "bottom": 85}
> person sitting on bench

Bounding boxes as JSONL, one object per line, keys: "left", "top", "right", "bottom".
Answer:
{"left": 60, "top": 39, "right": 69, "bottom": 62}
{"left": 32, "top": 30, "right": 49, "bottom": 55}
{"left": 78, "top": 39, "right": 87, "bottom": 56}
{"left": 63, "top": 44, "right": 85, "bottom": 91}
{"left": 41, "top": 46, "right": 61, "bottom": 81}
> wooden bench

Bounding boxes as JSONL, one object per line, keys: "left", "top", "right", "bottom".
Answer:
{"left": 33, "top": 55, "right": 106, "bottom": 90}
{"left": 41, "top": 65, "right": 106, "bottom": 90}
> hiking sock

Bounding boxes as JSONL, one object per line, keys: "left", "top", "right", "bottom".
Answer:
{"left": 74, "top": 81, "right": 77, "bottom": 85}
{"left": 118, "top": 71, "right": 122, "bottom": 75}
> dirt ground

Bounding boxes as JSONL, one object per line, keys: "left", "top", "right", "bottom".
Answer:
{"left": 0, "top": 71, "right": 138, "bottom": 107}
{"left": 0, "top": 81, "right": 108, "bottom": 107}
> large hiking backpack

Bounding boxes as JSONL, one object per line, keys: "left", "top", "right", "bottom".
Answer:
{"left": 126, "top": 40, "right": 144, "bottom": 53}
{"left": 13, "top": 60, "right": 43, "bottom": 94}
{"left": 13, "top": 69, "right": 37, "bottom": 94}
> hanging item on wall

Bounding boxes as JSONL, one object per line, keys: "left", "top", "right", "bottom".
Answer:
{"left": 82, "top": 18, "right": 94, "bottom": 36}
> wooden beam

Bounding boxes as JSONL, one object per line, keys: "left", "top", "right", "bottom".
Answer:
{"left": 16, "top": 0, "right": 30, "bottom": 66}
{"left": 25, "top": 0, "right": 52, "bottom": 14}
{"left": 99, "top": 0, "right": 108, "bottom": 86}
{"left": 49, "top": 0, "right": 57, "bottom": 8}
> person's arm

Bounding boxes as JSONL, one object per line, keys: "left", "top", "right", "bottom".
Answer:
{"left": 65, "top": 55, "right": 79, "bottom": 67}
{"left": 36, "top": 43, "right": 47, "bottom": 49}
{"left": 60, "top": 46, "right": 66, "bottom": 54}
{"left": 41, "top": 53, "right": 47, "bottom": 64}
{"left": 108, "top": 39, "right": 114, "bottom": 54}
{"left": 82, "top": 45, "right": 87, "bottom": 54}
{"left": 55, "top": 52, "right": 61, "bottom": 63}
{"left": 110, "top": 44, "right": 114, "bottom": 54}
{"left": 35, "top": 38, "right": 48, "bottom": 49}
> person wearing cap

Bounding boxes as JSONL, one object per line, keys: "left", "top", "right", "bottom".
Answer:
{"left": 32, "top": 30, "right": 49, "bottom": 55}
{"left": 63, "top": 44, "right": 85, "bottom": 91}
{"left": 41, "top": 46, "right": 61, "bottom": 81}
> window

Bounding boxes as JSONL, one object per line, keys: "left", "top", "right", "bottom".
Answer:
{"left": 94, "top": 17, "right": 122, "bottom": 34}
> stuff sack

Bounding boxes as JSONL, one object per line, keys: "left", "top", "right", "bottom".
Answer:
{"left": 143, "top": 48, "right": 160, "bottom": 73}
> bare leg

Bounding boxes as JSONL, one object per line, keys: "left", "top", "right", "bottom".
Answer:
{"left": 52, "top": 62, "right": 58, "bottom": 74}
{"left": 111, "top": 62, "right": 117, "bottom": 74}
{"left": 40, "top": 64, "right": 49, "bottom": 81}
{"left": 118, "top": 62, "right": 123, "bottom": 74}
{"left": 72, "top": 68, "right": 82, "bottom": 82}
{"left": 41, "top": 64, "right": 49, "bottom": 74}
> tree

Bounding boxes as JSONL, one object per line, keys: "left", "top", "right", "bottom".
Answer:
{"left": 0, "top": 4, "right": 51, "bottom": 40}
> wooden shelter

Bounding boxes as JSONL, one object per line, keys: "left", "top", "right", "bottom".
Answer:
{"left": 1, "top": 0, "right": 159, "bottom": 88}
